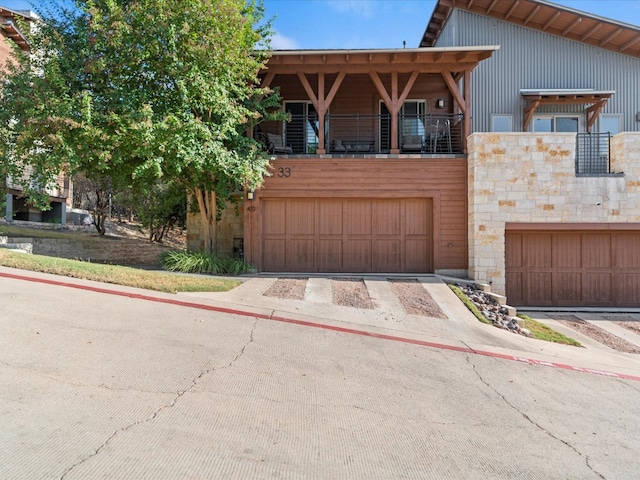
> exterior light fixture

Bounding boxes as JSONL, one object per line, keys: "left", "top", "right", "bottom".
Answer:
{"left": 436, "top": 98, "right": 445, "bottom": 109}
{"left": 247, "top": 190, "right": 255, "bottom": 200}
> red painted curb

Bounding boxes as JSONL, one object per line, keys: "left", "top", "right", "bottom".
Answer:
{"left": 3, "top": 270, "right": 640, "bottom": 383}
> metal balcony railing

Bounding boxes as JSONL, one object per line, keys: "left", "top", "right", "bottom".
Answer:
{"left": 576, "top": 133, "right": 611, "bottom": 174}
{"left": 258, "top": 113, "right": 465, "bottom": 155}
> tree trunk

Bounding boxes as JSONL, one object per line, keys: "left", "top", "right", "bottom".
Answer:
{"left": 194, "top": 188, "right": 217, "bottom": 253}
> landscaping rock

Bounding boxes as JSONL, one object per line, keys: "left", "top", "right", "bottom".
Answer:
{"left": 458, "top": 284, "right": 532, "bottom": 337}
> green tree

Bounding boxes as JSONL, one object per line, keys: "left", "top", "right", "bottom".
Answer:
{"left": 0, "top": 0, "right": 281, "bottom": 249}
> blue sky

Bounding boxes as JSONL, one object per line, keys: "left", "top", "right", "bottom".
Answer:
{"left": 3, "top": 0, "right": 640, "bottom": 50}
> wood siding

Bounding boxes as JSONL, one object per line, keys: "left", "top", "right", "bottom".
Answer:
{"left": 245, "top": 157, "right": 467, "bottom": 273}
{"left": 506, "top": 230, "right": 640, "bottom": 307}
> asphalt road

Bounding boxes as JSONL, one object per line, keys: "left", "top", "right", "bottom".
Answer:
{"left": 1, "top": 270, "right": 640, "bottom": 479}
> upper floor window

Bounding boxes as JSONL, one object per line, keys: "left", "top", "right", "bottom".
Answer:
{"left": 600, "top": 115, "right": 621, "bottom": 134}
{"left": 533, "top": 115, "right": 579, "bottom": 133}
{"left": 491, "top": 115, "right": 512, "bottom": 132}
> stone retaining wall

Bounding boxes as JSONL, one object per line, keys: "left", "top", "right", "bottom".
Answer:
{"left": 467, "top": 132, "right": 640, "bottom": 296}
{"left": 25, "top": 237, "right": 171, "bottom": 266}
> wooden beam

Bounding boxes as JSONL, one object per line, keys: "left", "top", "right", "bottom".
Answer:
{"left": 398, "top": 71, "right": 420, "bottom": 106}
{"left": 486, "top": 0, "right": 499, "bottom": 15}
{"left": 524, "top": 5, "right": 540, "bottom": 26}
{"left": 369, "top": 71, "right": 393, "bottom": 113}
{"left": 586, "top": 100, "right": 607, "bottom": 132}
{"left": 505, "top": 0, "right": 520, "bottom": 21}
{"left": 324, "top": 71, "right": 346, "bottom": 108}
{"left": 391, "top": 72, "right": 399, "bottom": 152}
{"left": 562, "top": 17, "right": 582, "bottom": 36}
{"left": 522, "top": 98, "right": 541, "bottom": 131}
{"left": 441, "top": 71, "right": 466, "bottom": 116}
{"left": 581, "top": 22, "right": 602, "bottom": 41}
{"left": 463, "top": 70, "right": 471, "bottom": 153}
{"left": 621, "top": 35, "right": 640, "bottom": 52}
{"left": 543, "top": 11, "right": 561, "bottom": 31}
{"left": 296, "top": 72, "right": 319, "bottom": 109}
{"left": 317, "top": 73, "right": 326, "bottom": 153}
{"left": 260, "top": 71, "right": 275, "bottom": 90}
{"left": 600, "top": 28, "right": 622, "bottom": 46}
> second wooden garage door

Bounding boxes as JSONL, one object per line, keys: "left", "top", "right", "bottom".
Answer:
{"left": 262, "top": 198, "right": 433, "bottom": 273}
{"left": 506, "top": 230, "right": 640, "bottom": 307}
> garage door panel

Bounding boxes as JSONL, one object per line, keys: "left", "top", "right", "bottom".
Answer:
{"left": 615, "top": 234, "right": 640, "bottom": 268}
{"left": 317, "top": 240, "right": 343, "bottom": 272}
{"left": 583, "top": 235, "right": 611, "bottom": 268}
{"left": 525, "top": 272, "right": 553, "bottom": 305}
{"left": 507, "top": 271, "right": 524, "bottom": 306}
{"left": 344, "top": 240, "right": 372, "bottom": 272}
{"left": 614, "top": 274, "right": 640, "bottom": 305}
{"left": 554, "top": 272, "right": 582, "bottom": 304}
{"left": 405, "top": 239, "right": 430, "bottom": 272}
{"left": 554, "top": 234, "right": 581, "bottom": 268}
{"left": 376, "top": 201, "right": 401, "bottom": 235}
{"left": 263, "top": 201, "right": 286, "bottom": 235}
{"left": 583, "top": 273, "right": 613, "bottom": 303}
{"left": 505, "top": 233, "right": 523, "bottom": 269}
{"left": 318, "top": 201, "right": 343, "bottom": 235}
{"left": 288, "top": 239, "right": 315, "bottom": 271}
{"left": 289, "top": 200, "right": 315, "bottom": 235}
{"left": 346, "top": 201, "right": 372, "bottom": 235}
{"left": 405, "top": 200, "right": 430, "bottom": 235}
{"left": 375, "top": 239, "right": 402, "bottom": 272}
{"left": 523, "top": 234, "right": 552, "bottom": 268}
{"left": 263, "top": 239, "right": 286, "bottom": 271}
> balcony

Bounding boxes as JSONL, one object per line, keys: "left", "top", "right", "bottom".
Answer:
{"left": 575, "top": 132, "right": 612, "bottom": 174}
{"left": 258, "top": 113, "right": 465, "bottom": 156}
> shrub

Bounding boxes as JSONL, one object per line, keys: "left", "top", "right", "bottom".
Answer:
{"left": 162, "top": 250, "right": 253, "bottom": 275}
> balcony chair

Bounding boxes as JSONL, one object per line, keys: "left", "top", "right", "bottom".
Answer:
{"left": 266, "top": 133, "right": 293, "bottom": 154}
{"left": 401, "top": 135, "right": 424, "bottom": 153}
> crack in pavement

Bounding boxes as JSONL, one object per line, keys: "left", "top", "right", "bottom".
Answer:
{"left": 465, "top": 356, "right": 606, "bottom": 480}
{"left": 58, "top": 318, "right": 258, "bottom": 480}
{"left": 0, "top": 360, "right": 178, "bottom": 394}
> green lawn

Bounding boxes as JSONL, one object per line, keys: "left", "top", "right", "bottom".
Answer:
{"left": 0, "top": 249, "right": 241, "bottom": 293}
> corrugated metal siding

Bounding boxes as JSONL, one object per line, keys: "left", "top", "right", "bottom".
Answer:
{"left": 436, "top": 10, "right": 640, "bottom": 133}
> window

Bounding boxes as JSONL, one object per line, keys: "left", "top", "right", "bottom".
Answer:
{"left": 533, "top": 115, "right": 579, "bottom": 133}
{"left": 600, "top": 115, "right": 621, "bottom": 134}
{"left": 284, "top": 102, "right": 320, "bottom": 154}
{"left": 492, "top": 115, "right": 512, "bottom": 132}
{"left": 380, "top": 100, "right": 426, "bottom": 151}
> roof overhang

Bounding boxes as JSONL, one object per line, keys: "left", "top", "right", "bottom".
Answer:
{"left": 0, "top": 7, "right": 30, "bottom": 51}
{"left": 520, "top": 88, "right": 615, "bottom": 131}
{"left": 262, "top": 46, "right": 500, "bottom": 75}
{"left": 421, "top": 0, "right": 640, "bottom": 59}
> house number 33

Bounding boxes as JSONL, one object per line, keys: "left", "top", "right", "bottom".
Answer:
{"left": 277, "top": 167, "right": 292, "bottom": 178}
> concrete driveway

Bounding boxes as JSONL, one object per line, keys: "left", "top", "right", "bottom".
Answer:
{"left": 2, "top": 267, "right": 640, "bottom": 479}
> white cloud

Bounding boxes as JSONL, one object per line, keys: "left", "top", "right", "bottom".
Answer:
{"left": 270, "top": 31, "right": 301, "bottom": 50}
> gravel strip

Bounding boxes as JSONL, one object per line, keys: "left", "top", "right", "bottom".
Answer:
{"left": 332, "top": 278, "right": 374, "bottom": 309}
{"left": 263, "top": 278, "right": 307, "bottom": 300}
{"left": 390, "top": 279, "right": 447, "bottom": 318}
{"left": 603, "top": 316, "right": 640, "bottom": 336}
{"left": 551, "top": 315, "right": 640, "bottom": 354}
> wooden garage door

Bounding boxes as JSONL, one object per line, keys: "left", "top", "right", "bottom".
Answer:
{"left": 506, "top": 231, "right": 640, "bottom": 307}
{"left": 262, "top": 198, "right": 433, "bottom": 273}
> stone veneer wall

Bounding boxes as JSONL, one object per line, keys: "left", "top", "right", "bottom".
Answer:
{"left": 467, "top": 132, "right": 640, "bottom": 296}
{"left": 186, "top": 197, "right": 244, "bottom": 258}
